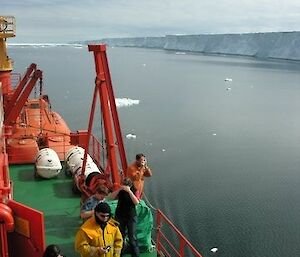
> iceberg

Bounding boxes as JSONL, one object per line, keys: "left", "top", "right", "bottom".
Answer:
{"left": 126, "top": 134, "right": 137, "bottom": 139}
{"left": 210, "top": 247, "right": 218, "bottom": 253}
{"left": 94, "top": 31, "right": 300, "bottom": 61}
{"left": 115, "top": 98, "right": 140, "bottom": 108}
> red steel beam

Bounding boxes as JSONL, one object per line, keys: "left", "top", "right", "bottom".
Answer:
{"left": 88, "top": 44, "right": 123, "bottom": 189}
{"left": 97, "top": 75, "right": 120, "bottom": 188}
{"left": 97, "top": 48, "right": 128, "bottom": 174}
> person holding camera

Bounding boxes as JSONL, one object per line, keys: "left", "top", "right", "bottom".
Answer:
{"left": 75, "top": 202, "right": 123, "bottom": 257}
{"left": 126, "top": 153, "right": 152, "bottom": 197}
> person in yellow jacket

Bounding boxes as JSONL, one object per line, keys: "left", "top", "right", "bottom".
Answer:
{"left": 75, "top": 202, "right": 123, "bottom": 257}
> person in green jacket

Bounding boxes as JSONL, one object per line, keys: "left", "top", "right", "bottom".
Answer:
{"left": 75, "top": 202, "right": 123, "bottom": 257}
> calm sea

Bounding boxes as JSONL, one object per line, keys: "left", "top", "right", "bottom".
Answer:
{"left": 9, "top": 45, "right": 300, "bottom": 257}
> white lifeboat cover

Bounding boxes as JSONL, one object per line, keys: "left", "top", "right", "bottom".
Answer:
{"left": 35, "top": 148, "right": 62, "bottom": 179}
{"left": 84, "top": 161, "right": 100, "bottom": 177}
{"left": 65, "top": 146, "right": 92, "bottom": 174}
{"left": 65, "top": 146, "right": 84, "bottom": 162}
{"left": 67, "top": 153, "right": 92, "bottom": 169}
{"left": 72, "top": 159, "right": 100, "bottom": 177}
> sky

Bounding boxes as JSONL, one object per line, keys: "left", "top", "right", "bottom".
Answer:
{"left": 2, "top": 0, "right": 300, "bottom": 43}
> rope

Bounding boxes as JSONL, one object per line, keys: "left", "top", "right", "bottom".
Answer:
{"left": 143, "top": 192, "right": 161, "bottom": 252}
{"left": 142, "top": 192, "right": 157, "bottom": 211}
{"left": 100, "top": 109, "right": 105, "bottom": 168}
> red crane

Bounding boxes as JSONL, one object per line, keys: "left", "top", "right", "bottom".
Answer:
{"left": 79, "top": 45, "right": 127, "bottom": 192}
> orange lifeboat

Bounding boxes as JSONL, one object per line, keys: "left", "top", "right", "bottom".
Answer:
{"left": 6, "top": 138, "right": 38, "bottom": 164}
{"left": 6, "top": 97, "right": 74, "bottom": 164}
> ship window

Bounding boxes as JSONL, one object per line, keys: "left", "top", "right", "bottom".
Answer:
{"left": 30, "top": 103, "right": 40, "bottom": 109}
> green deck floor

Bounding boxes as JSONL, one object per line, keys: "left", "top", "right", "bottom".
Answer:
{"left": 10, "top": 164, "right": 157, "bottom": 257}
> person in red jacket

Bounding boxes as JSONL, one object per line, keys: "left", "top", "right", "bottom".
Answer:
{"left": 126, "top": 153, "right": 152, "bottom": 196}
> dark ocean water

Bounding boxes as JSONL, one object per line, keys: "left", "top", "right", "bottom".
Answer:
{"left": 9, "top": 45, "right": 300, "bottom": 257}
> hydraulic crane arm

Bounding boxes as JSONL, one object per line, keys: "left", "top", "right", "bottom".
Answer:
{"left": 4, "top": 69, "right": 42, "bottom": 126}
{"left": 5, "top": 63, "right": 37, "bottom": 114}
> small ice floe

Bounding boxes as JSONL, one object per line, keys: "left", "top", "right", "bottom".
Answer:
{"left": 210, "top": 247, "right": 218, "bottom": 253}
{"left": 161, "top": 149, "right": 166, "bottom": 152}
{"left": 226, "top": 87, "right": 232, "bottom": 91}
{"left": 126, "top": 134, "right": 137, "bottom": 139}
{"left": 142, "top": 63, "right": 146, "bottom": 67}
{"left": 115, "top": 98, "right": 140, "bottom": 108}
{"left": 224, "top": 78, "right": 233, "bottom": 82}
{"left": 175, "top": 52, "right": 186, "bottom": 55}
{"left": 212, "top": 133, "right": 217, "bottom": 136}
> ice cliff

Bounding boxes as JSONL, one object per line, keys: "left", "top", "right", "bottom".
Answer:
{"left": 87, "top": 32, "right": 300, "bottom": 61}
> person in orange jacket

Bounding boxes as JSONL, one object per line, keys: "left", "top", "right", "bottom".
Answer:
{"left": 126, "top": 153, "right": 152, "bottom": 197}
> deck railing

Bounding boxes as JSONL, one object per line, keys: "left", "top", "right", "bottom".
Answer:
{"left": 156, "top": 209, "right": 203, "bottom": 257}
{"left": 88, "top": 133, "right": 102, "bottom": 167}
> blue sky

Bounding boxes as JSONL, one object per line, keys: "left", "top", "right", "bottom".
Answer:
{"left": 2, "top": 0, "right": 300, "bottom": 43}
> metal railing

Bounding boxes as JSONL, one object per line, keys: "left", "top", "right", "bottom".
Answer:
{"left": 156, "top": 209, "right": 203, "bottom": 257}
{"left": 88, "top": 133, "right": 102, "bottom": 167}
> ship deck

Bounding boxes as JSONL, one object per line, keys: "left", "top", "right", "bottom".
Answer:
{"left": 9, "top": 164, "right": 157, "bottom": 257}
